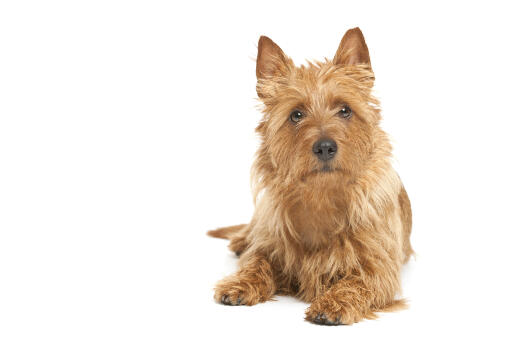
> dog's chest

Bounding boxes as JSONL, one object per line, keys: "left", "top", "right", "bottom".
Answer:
{"left": 288, "top": 202, "right": 347, "bottom": 249}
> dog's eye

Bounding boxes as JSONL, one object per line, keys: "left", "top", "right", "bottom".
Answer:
{"left": 338, "top": 105, "right": 352, "bottom": 119}
{"left": 290, "top": 110, "right": 304, "bottom": 123}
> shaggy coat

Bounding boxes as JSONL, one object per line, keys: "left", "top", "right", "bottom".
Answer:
{"left": 208, "top": 27, "right": 413, "bottom": 325}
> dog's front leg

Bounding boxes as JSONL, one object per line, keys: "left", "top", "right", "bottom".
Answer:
{"left": 305, "top": 273, "right": 399, "bottom": 325}
{"left": 214, "top": 255, "right": 276, "bottom": 306}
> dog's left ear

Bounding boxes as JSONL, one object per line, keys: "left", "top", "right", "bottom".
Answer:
{"left": 333, "top": 27, "right": 372, "bottom": 69}
{"left": 256, "top": 36, "right": 292, "bottom": 98}
{"left": 256, "top": 36, "right": 290, "bottom": 80}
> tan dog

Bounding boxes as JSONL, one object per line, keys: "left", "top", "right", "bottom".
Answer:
{"left": 208, "top": 27, "right": 413, "bottom": 325}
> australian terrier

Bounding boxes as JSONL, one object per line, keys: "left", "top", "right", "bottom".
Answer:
{"left": 208, "top": 27, "right": 413, "bottom": 325}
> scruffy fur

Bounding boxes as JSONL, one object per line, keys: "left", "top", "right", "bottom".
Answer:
{"left": 208, "top": 27, "right": 413, "bottom": 325}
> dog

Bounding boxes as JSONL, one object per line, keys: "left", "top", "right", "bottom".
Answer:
{"left": 208, "top": 27, "right": 413, "bottom": 325}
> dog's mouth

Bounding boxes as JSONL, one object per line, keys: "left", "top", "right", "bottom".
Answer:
{"left": 308, "top": 164, "right": 343, "bottom": 176}
{"left": 299, "top": 166, "right": 344, "bottom": 183}
{"left": 320, "top": 164, "right": 335, "bottom": 172}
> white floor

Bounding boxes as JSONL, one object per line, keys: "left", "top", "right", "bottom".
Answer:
{"left": 2, "top": 1, "right": 511, "bottom": 339}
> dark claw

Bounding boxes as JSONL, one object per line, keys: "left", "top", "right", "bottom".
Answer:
{"left": 221, "top": 295, "right": 230, "bottom": 305}
{"left": 313, "top": 313, "right": 326, "bottom": 324}
{"left": 220, "top": 295, "right": 243, "bottom": 306}
{"left": 312, "top": 313, "right": 342, "bottom": 326}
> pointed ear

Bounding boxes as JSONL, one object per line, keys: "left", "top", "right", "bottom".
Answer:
{"left": 333, "top": 27, "right": 371, "bottom": 68}
{"left": 256, "top": 36, "right": 289, "bottom": 80}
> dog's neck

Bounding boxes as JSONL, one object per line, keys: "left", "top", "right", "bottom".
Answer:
{"left": 271, "top": 174, "right": 351, "bottom": 250}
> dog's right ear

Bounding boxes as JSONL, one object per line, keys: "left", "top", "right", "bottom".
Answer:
{"left": 333, "top": 27, "right": 371, "bottom": 68}
{"left": 256, "top": 36, "right": 289, "bottom": 80}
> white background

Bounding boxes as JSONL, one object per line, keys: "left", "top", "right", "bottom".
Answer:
{"left": 1, "top": 1, "right": 510, "bottom": 339}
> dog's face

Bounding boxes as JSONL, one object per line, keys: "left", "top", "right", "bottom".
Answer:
{"left": 255, "top": 28, "right": 382, "bottom": 184}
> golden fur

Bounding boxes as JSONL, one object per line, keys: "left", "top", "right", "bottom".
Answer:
{"left": 208, "top": 27, "right": 413, "bottom": 325}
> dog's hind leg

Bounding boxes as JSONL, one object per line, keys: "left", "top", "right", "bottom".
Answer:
{"left": 398, "top": 186, "right": 414, "bottom": 262}
{"left": 207, "top": 224, "right": 249, "bottom": 256}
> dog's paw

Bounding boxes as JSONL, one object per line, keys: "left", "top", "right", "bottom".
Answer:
{"left": 305, "top": 294, "right": 360, "bottom": 325}
{"left": 228, "top": 235, "right": 248, "bottom": 257}
{"left": 219, "top": 293, "right": 245, "bottom": 306}
{"left": 214, "top": 280, "right": 251, "bottom": 306}
{"left": 214, "top": 275, "right": 272, "bottom": 306}
{"left": 306, "top": 310, "right": 343, "bottom": 326}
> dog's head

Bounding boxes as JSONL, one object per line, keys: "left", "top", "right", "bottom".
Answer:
{"left": 254, "top": 28, "right": 385, "bottom": 188}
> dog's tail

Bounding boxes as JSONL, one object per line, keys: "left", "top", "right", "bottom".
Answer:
{"left": 363, "top": 299, "right": 408, "bottom": 321}
{"left": 207, "top": 224, "right": 246, "bottom": 240}
{"left": 378, "top": 299, "right": 409, "bottom": 313}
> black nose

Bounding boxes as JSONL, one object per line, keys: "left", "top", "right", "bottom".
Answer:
{"left": 312, "top": 138, "right": 337, "bottom": 161}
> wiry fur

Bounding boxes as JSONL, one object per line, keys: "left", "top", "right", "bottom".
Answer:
{"left": 208, "top": 27, "right": 413, "bottom": 325}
